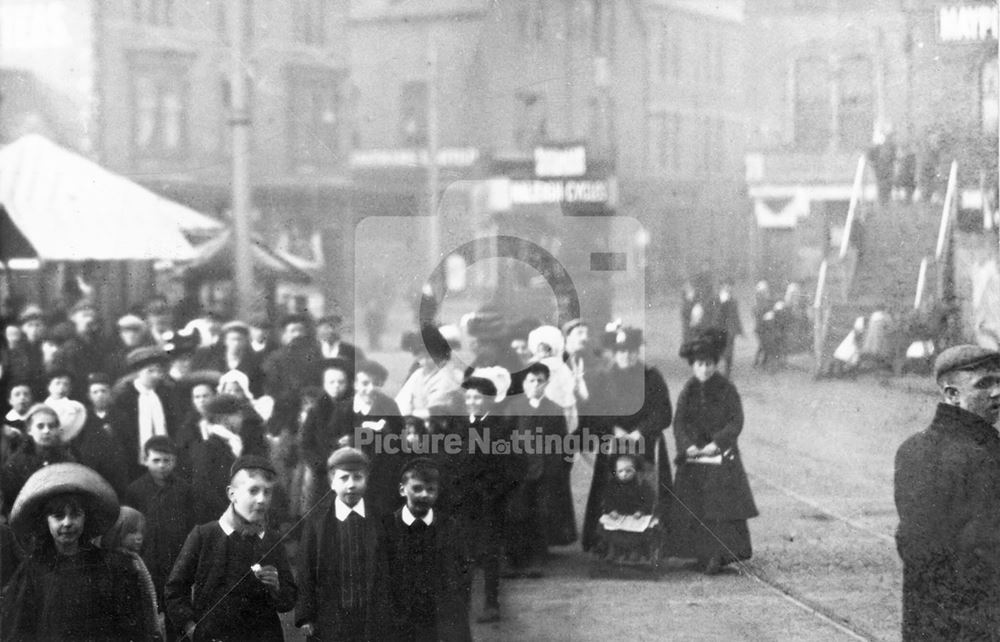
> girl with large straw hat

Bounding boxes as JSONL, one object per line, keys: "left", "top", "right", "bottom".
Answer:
{"left": 2, "top": 463, "right": 154, "bottom": 640}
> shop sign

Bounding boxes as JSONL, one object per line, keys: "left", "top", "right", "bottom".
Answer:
{"left": 350, "top": 147, "right": 479, "bottom": 168}
{"left": 938, "top": 4, "right": 998, "bottom": 42}
{"left": 533, "top": 144, "right": 586, "bottom": 177}
{"left": 508, "top": 179, "right": 611, "bottom": 205}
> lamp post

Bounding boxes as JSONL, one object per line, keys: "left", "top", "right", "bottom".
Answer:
{"left": 230, "top": 0, "right": 254, "bottom": 320}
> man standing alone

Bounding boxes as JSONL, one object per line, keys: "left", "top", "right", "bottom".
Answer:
{"left": 894, "top": 345, "right": 1000, "bottom": 639}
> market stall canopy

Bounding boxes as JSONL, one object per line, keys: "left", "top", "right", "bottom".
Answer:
{"left": 0, "top": 134, "right": 218, "bottom": 261}
{"left": 184, "top": 229, "right": 312, "bottom": 283}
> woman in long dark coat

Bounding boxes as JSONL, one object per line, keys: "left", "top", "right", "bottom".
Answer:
{"left": 672, "top": 328, "right": 758, "bottom": 574}
{"left": 582, "top": 328, "right": 673, "bottom": 552}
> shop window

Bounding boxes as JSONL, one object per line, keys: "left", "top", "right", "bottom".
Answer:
{"left": 292, "top": 0, "right": 328, "bottom": 45}
{"left": 133, "top": 0, "right": 173, "bottom": 26}
{"left": 399, "top": 81, "right": 428, "bottom": 147}
{"left": 982, "top": 55, "right": 998, "bottom": 135}
{"left": 288, "top": 66, "right": 344, "bottom": 168}
{"left": 794, "top": 56, "right": 831, "bottom": 151}
{"left": 130, "top": 53, "right": 190, "bottom": 160}
{"left": 837, "top": 55, "right": 873, "bottom": 149}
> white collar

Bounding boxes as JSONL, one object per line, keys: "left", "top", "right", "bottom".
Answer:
{"left": 528, "top": 397, "right": 543, "bottom": 408}
{"left": 353, "top": 397, "right": 373, "bottom": 414}
{"left": 401, "top": 505, "right": 434, "bottom": 526}
{"left": 4, "top": 408, "right": 27, "bottom": 422}
{"left": 469, "top": 411, "right": 489, "bottom": 423}
{"left": 335, "top": 497, "right": 366, "bottom": 521}
{"left": 218, "top": 506, "right": 266, "bottom": 539}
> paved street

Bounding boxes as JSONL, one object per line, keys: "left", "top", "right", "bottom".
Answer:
{"left": 275, "top": 300, "right": 931, "bottom": 641}
{"left": 464, "top": 339, "right": 930, "bottom": 642}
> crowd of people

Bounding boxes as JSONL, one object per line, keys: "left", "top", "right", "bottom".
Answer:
{"left": 0, "top": 295, "right": 758, "bottom": 641}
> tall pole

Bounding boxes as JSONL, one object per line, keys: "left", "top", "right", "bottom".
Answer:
{"left": 230, "top": 0, "right": 254, "bottom": 320}
{"left": 426, "top": 35, "right": 440, "bottom": 271}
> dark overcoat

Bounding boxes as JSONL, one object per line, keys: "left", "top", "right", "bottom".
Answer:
{"left": 506, "top": 396, "right": 577, "bottom": 546}
{"left": 377, "top": 509, "right": 471, "bottom": 642}
{"left": 351, "top": 393, "right": 404, "bottom": 516}
{"left": 111, "top": 383, "right": 180, "bottom": 482}
{"left": 672, "top": 373, "right": 757, "bottom": 522}
{"left": 894, "top": 403, "right": 1000, "bottom": 640}
{"left": 295, "top": 496, "right": 384, "bottom": 641}
{"left": 165, "top": 521, "right": 297, "bottom": 641}
{"left": 582, "top": 363, "right": 673, "bottom": 551}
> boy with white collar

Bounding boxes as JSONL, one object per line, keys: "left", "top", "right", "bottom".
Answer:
{"left": 165, "top": 455, "right": 296, "bottom": 641}
{"left": 378, "top": 458, "right": 470, "bottom": 641}
{"left": 296, "top": 447, "right": 383, "bottom": 641}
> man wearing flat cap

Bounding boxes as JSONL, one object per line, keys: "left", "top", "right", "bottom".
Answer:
{"left": 50, "top": 300, "right": 111, "bottom": 400}
{"left": 894, "top": 344, "right": 1000, "bottom": 639}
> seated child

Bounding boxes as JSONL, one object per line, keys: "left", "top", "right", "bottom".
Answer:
{"left": 166, "top": 455, "right": 297, "bottom": 642}
{"left": 125, "top": 436, "right": 198, "bottom": 611}
{"left": 603, "top": 454, "right": 655, "bottom": 519}
{"left": 296, "top": 447, "right": 383, "bottom": 641}
{"left": 378, "top": 458, "right": 470, "bottom": 641}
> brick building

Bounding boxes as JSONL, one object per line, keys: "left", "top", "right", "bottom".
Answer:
{"left": 1, "top": 0, "right": 353, "bottom": 314}
{"left": 744, "top": 0, "right": 998, "bottom": 283}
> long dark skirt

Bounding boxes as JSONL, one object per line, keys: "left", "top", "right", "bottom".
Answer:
{"left": 671, "top": 517, "right": 752, "bottom": 563}
{"left": 539, "top": 460, "right": 577, "bottom": 546}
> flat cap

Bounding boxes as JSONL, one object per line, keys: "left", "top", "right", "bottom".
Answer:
{"left": 221, "top": 320, "right": 251, "bottom": 337}
{"left": 126, "top": 346, "right": 169, "bottom": 373}
{"left": 18, "top": 304, "right": 44, "bottom": 323}
{"left": 934, "top": 344, "right": 1000, "bottom": 380}
{"left": 68, "top": 300, "right": 96, "bottom": 316}
{"left": 326, "top": 446, "right": 370, "bottom": 471}
{"left": 230, "top": 455, "right": 277, "bottom": 480}
{"left": 117, "top": 314, "right": 146, "bottom": 329}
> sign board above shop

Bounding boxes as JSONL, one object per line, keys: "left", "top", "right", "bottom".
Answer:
{"left": 350, "top": 147, "right": 480, "bottom": 168}
{"left": 534, "top": 144, "right": 586, "bottom": 177}
{"left": 938, "top": 4, "right": 998, "bottom": 42}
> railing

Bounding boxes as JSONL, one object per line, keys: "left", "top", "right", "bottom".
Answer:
{"left": 913, "top": 160, "right": 957, "bottom": 310}
{"left": 813, "top": 154, "right": 867, "bottom": 375}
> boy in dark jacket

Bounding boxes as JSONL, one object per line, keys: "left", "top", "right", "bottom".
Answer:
{"left": 378, "top": 458, "right": 470, "bottom": 641}
{"left": 296, "top": 447, "right": 383, "bottom": 641}
{"left": 125, "top": 435, "right": 198, "bottom": 609}
{"left": 166, "top": 455, "right": 296, "bottom": 642}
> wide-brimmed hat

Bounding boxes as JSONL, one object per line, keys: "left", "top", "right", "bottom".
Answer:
{"left": 126, "top": 346, "right": 169, "bottom": 373}
{"left": 679, "top": 327, "right": 728, "bottom": 363}
{"left": 9, "top": 463, "right": 120, "bottom": 540}
{"left": 528, "top": 325, "right": 564, "bottom": 356}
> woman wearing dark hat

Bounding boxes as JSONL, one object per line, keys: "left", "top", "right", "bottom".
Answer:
{"left": 671, "top": 328, "right": 758, "bottom": 574}
{"left": 1, "top": 463, "right": 150, "bottom": 640}
{"left": 581, "top": 326, "right": 674, "bottom": 553}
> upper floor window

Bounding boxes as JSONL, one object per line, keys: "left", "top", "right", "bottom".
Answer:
{"left": 794, "top": 56, "right": 831, "bottom": 151}
{"left": 130, "top": 52, "right": 190, "bottom": 161}
{"left": 515, "top": 92, "right": 548, "bottom": 151}
{"left": 399, "top": 81, "right": 428, "bottom": 147}
{"left": 292, "top": 0, "right": 328, "bottom": 45}
{"left": 133, "top": 0, "right": 173, "bottom": 26}
{"left": 837, "top": 55, "right": 873, "bottom": 149}
{"left": 288, "top": 66, "right": 344, "bottom": 168}
{"left": 982, "top": 54, "right": 998, "bottom": 135}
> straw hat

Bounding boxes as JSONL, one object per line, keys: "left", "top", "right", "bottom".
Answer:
{"left": 9, "top": 463, "right": 120, "bottom": 540}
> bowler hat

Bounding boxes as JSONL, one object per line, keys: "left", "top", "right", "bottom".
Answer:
{"left": 9, "top": 463, "right": 120, "bottom": 540}
{"left": 327, "top": 446, "right": 370, "bottom": 472}
{"left": 126, "top": 346, "right": 169, "bottom": 373}
{"left": 933, "top": 344, "right": 1000, "bottom": 380}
